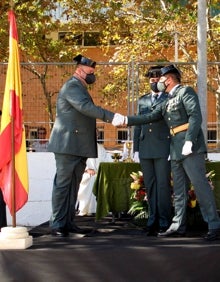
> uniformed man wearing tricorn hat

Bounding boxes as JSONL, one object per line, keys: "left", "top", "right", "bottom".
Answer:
{"left": 133, "top": 65, "right": 172, "bottom": 236}
{"left": 122, "top": 64, "right": 220, "bottom": 241}
{"left": 48, "top": 54, "right": 125, "bottom": 237}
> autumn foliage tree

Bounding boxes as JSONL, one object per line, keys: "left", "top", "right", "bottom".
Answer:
{"left": 0, "top": 0, "right": 220, "bottom": 145}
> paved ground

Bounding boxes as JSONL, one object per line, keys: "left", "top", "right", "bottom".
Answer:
{"left": 1, "top": 215, "right": 220, "bottom": 282}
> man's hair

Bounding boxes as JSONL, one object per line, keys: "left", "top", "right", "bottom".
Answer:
{"left": 169, "top": 72, "right": 181, "bottom": 83}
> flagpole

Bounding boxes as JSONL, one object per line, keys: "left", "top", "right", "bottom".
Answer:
{"left": 10, "top": 0, "right": 16, "bottom": 227}
{"left": 9, "top": 0, "right": 16, "bottom": 228}
{"left": 11, "top": 116, "right": 16, "bottom": 227}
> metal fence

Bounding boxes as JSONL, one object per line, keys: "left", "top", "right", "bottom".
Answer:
{"left": 0, "top": 61, "right": 219, "bottom": 151}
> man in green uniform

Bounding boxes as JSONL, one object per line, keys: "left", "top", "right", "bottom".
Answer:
{"left": 133, "top": 66, "right": 172, "bottom": 235}
{"left": 48, "top": 55, "right": 124, "bottom": 237}
{"left": 116, "top": 64, "right": 220, "bottom": 241}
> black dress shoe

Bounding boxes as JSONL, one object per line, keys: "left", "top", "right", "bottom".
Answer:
{"left": 158, "top": 226, "right": 169, "bottom": 233}
{"left": 68, "top": 225, "right": 91, "bottom": 234}
{"left": 51, "top": 228, "right": 69, "bottom": 237}
{"left": 158, "top": 229, "right": 186, "bottom": 238}
{"left": 146, "top": 229, "right": 157, "bottom": 236}
{"left": 204, "top": 229, "right": 220, "bottom": 241}
{"left": 143, "top": 224, "right": 158, "bottom": 236}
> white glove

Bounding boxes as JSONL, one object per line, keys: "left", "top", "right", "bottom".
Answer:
{"left": 133, "top": 151, "right": 140, "bottom": 163}
{"left": 112, "top": 113, "right": 125, "bottom": 126}
{"left": 182, "top": 141, "right": 192, "bottom": 156}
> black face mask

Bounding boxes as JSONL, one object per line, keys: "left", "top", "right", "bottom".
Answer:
{"left": 150, "top": 82, "right": 159, "bottom": 93}
{"left": 85, "top": 73, "right": 96, "bottom": 84}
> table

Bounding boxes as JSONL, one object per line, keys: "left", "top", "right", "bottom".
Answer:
{"left": 206, "top": 161, "right": 220, "bottom": 209}
{"left": 93, "top": 162, "right": 141, "bottom": 220}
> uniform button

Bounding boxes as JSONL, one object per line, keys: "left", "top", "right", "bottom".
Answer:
{"left": 149, "top": 129, "right": 152, "bottom": 132}
{"left": 168, "top": 117, "right": 171, "bottom": 120}
{"left": 75, "top": 130, "right": 78, "bottom": 133}
{"left": 149, "top": 123, "right": 152, "bottom": 125}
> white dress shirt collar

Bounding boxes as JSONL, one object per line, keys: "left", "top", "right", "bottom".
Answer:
{"left": 169, "top": 84, "right": 180, "bottom": 96}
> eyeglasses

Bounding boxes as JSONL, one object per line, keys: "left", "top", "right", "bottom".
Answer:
{"left": 38, "top": 132, "right": 46, "bottom": 135}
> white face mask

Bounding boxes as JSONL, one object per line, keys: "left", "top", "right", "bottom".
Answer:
{"left": 157, "top": 78, "right": 168, "bottom": 92}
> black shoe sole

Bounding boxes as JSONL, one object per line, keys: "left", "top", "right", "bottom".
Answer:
{"left": 158, "top": 232, "right": 186, "bottom": 238}
{"left": 51, "top": 229, "right": 69, "bottom": 237}
{"left": 204, "top": 234, "right": 219, "bottom": 241}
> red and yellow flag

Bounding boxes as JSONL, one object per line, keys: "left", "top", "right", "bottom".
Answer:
{"left": 0, "top": 10, "right": 28, "bottom": 214}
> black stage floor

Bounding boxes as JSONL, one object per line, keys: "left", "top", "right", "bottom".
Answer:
{"left": 1, "top": 215, "right": 220, "bottom": 282}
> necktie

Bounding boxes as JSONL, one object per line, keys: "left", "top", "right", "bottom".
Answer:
{"left": 153, "top": 94, "right": 158, "bottom": 102}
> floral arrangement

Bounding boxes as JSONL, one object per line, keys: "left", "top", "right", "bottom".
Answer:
{"left": 128, "top": 171, "right": 148, "bottom": 219}
{"left": 128, "top": 169, "right": 215, "bottom": 223}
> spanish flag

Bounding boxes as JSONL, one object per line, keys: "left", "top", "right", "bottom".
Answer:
{"left": 0, "top": 10, "right": 28, "bottom": 215}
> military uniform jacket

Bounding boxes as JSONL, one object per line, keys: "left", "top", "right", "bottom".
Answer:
{"left": 128, "top": 85, "right": 207, "bottom": 161}
{"left": 133, "top": 92, "right": 170, "bottom": 159}
{"left": 48, "top": 76, "right": 114, "bottom": 158}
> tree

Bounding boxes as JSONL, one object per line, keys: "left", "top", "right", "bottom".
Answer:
{"left": 207, "top": 0, "right": 220, "bottom": 148}
{"left": 0, "top": 0, "right": 81, "bottom": 127}
{"left": 63, "top": 0, "right": 220, "bottom": 147}
{"left": 1, "top": 0, "right": 220, "bottom": 146}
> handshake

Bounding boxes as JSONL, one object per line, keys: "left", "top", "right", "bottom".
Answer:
{"left": 112, "top": 113, "right": 128, "bottom": 127}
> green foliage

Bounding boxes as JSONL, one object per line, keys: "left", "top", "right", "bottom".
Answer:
{"left": 1, "top": 0, "right": 220, "bottom": 128}
{"left": 128, "top": 193, "right": 148, "bottom": 220}
{"left": 0, "top": 1, "right": 219, "bottom": 64}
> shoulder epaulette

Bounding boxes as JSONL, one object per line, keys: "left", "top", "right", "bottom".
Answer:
{"left": 139, "top": 93, "right": 151, "bottom": 99}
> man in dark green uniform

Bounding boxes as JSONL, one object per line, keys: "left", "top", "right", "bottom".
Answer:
{"left": 48, "top": 55, "right": 124, "bottom": 237}
{"left": 118, "top": 64, "right": 220, "bottom": 241}
{"left": 133, "top": 66, "right": 172, "bottom": 235}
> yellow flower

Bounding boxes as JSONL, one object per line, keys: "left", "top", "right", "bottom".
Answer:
{"left": 190, "top": 199, "right": 197, "bottom": 208}
{"left": 130, "top": 171, "right": 144, "bottom": 190}
{"left": 131, "top": 182, "right": 140, "bottom": 190}
{"left": 130, "top": 171, "right": 142, "bottom": 179}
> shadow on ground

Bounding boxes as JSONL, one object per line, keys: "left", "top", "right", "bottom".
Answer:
{"left": 1, "top": 215, "right": 220, "bottom": 282}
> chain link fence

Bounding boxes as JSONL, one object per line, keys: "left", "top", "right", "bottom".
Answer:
{"left": 0, "top": 61, "right": 219, "bottom": 151}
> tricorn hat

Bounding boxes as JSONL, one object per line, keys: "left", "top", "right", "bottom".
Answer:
{"left": 73, "top": 54, "right": 96, "bottom": 68}
{"left": 145, "top": 66, "right": 163, "bottom": 78}
{"left": 160, "top": 64, "right": 181, "bottom": 77}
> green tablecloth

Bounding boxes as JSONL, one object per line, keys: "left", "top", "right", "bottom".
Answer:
{"left": 93, "top": 161, "right": 220, "bottom": 220}
{"left": 206, "top": 161, "right": 220, "bottom": 210}
{"left": 93, "top": 162, "right": 141, "bottom": 220}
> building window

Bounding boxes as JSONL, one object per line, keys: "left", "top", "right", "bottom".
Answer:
{"left": 58, "top": 31, "right": 130, "bottom": 47}
{"left": 58, "top": 32, "right": 82, "bottom": 45}
{"left": 84, "top": 32, "right": 101, "bottom": 46}
{"left": 208, "top": 130, "right": 217, "bottom": 143}
{"left": 29, "top": 128, "right": 38, "bottom": 140}
{"left": 117, "top": 129, "right": 128, "bottom": 144}
{"left": 97, "top": 127, "right": 104, "bottom": 144}
{"left": 58, "top": 31, "right": 101, "bottom": 46}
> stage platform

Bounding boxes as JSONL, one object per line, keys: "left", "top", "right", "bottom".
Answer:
{"left": 1, "top": 215, "right": 220, "bottom": 282}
